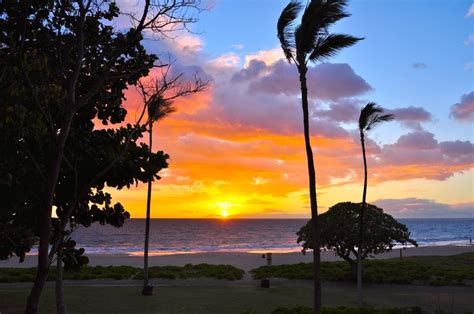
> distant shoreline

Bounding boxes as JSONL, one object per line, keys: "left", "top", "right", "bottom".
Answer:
{"left": 20, "top": 238, "right": 474, "bottom": 257}
{"left": 4, "top": 245, "right": 473, "bottom": 270}
{"left": 125, "top": 217, "right": 474, "bottom": 220}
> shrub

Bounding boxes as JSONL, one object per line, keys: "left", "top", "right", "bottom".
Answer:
{"left": 0, "top": 264, "right": 245, "bottom": 282}
{"left": 270, "top": 306, "right": 423, "bottom": 314}
{"left": 250, "top": 253, "right": 474, "bottom": 286}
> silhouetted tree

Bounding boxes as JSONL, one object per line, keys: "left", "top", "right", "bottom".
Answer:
{"left": 277, "top": 1, "right": 361, "bottom": 312}
{"left": 50, "top": 119, "right": 169, "bottom": 313}
{"left": 357, "top": 103, "right": 394, "bottom": 306}
{"left": 1, "top": 45, "right": 170, "bottom": 312}
{"left": 0, "top": 1, "right": 202, "bottom": 312}
{"left": 297, "top": 202, "right": 417, "bottom": 270}
{"left": 138, "top": 67, "right": 207, "bottom": 296}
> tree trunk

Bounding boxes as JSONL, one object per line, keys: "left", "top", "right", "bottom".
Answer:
{"left": 26, "top": 114, "right": 74, "bottom": 314}
{"left": 350, "top": 261, "right": 358, "bottom": 278}
{"left": 142, "top": 123, "right": 153, "bottom": 294}
{"left": 357, "top": 131, "right": 368, "bottom": 307}
{"left": 299, "top": 67, "right": 321, "bottom": 314}
{"left": 55, "top": 251, "right": 67, "bottom": 314}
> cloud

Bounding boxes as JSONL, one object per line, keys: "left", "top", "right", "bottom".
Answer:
{"left": 207, "top": 52, "right": 240, "bottom": 72}
{"left": 376, "top": 130, "right": 474, "bottom": 181}
{"left": 464, "top": 34, "right": 474, "bottom": 46}
{"left": 450, "top": 91, "right": 474, "bottom": 122}
{"left": 392, "top": 131, "right": 438, "bottom": 149}
{"left": 173, "top": 34, "right": 205, "bottom": 55}
{"left": 466, "top": 3, "right": 474, "bottom": 17}
{"left": 374, "top": 198, "right": 474, "bottom": 218}
{"left": 231, "top": 59, "right": 267, "bottom": 82}
{"left": 314, "top": 104, "right": 433, "bottom": 129}
{"left": 314, "top": 100, "right": 360, "bottom": 123}
{"left": 248, "top": 60, "right": 372, "bottom": 101}
{"left": 117, "top": 33, "right": 473, "bottom": 218}
{"left": 244, "top": 47, "right": 283, "bottom": 66}
{"left": 231, "top": 43, "right": 244, "bottom": 50}
{"left": 464, "top": 62, "right": 474, "bottom": 71}
{"left": 242, "top": 198, "right": 274, "bottom": 205}
{"left": 389, "top": 106, "right": 433, "bottom": 130}
{"left": 412, "top": 62, "right": 427, "bottom": 69}
{"left": 252, "top": 177, "right": 270, "bottom": 185}
{"left": 440, "top": 140, "right": 474, "bottom": 163}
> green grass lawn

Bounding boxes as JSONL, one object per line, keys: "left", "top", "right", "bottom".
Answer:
{"left": 0, "top": 263, "right": 245, "bottom": 282}
{"left": 1, "top": 286, "right": 313, "bottom": 314}
{"left": 250, "top": 253, "right": 474, "bottom": 286}
{"left": 1, "top": 284, "right": 472, "bottom": 314}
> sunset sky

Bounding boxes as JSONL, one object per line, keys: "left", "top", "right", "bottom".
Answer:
{"left": 109, "top": 0, "right": 473, "bottom": 219}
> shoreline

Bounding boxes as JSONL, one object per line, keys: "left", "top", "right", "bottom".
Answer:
{"left": 2, "top": 245, "right": 473, "bottom": 271}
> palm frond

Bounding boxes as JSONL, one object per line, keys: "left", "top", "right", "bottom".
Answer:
{"left": 308, "top": 33, "right": 362, "bottom": 63}
{"left": 296, "top": 0, "right": 325, "bottom": 57}
{"left": 147, "top": 94, "right": 175, "bottom": 123}
{"left": 359, "top": 102, "right": 394, "bottom": 132}
{"left": 278, "top": 1, "right": 303, "bottom": 62}
{"left": 317, "top": 0, "right": 351, "bottom": 29}
{"left": 297, "top": 0, "right": 350, "bottom": 58}
{"left": 366, "top": 113, "right": 394, "bottom": 131}
{"left": 359, "top": 102, "right": 381, "bottom": 131}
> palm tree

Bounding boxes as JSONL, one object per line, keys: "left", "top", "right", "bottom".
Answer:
{"left": 142, "top": 94, "right": 175, "bottom": 296}
{"left": 357, "top": 103, "right": 394, "bottom": 305}
{"left": 277, "top": 1, "right": 361, "bottom": 312}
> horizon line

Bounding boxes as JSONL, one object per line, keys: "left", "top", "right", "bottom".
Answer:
{"left": 127, "top": 217, "right": 474, "bottom": 220}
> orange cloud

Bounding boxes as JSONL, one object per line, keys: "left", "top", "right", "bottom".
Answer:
{"left": 101, "top": 44, "right": 473, "bottom": 219}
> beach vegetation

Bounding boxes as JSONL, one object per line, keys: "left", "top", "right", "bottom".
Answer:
{"left": 250, "top": 252, "right": 474, "bottom": 286}
{"left": 0, "top": 0, "right": 203, "bottom": 312}
{"left": 296, "top": 202, "right": 417, "bottom": 271}
{"left": 0, "top": 263, "right": 245, "bottom": 282}
{"left": 269, "top": 306, "right": 423, "bottom": 314}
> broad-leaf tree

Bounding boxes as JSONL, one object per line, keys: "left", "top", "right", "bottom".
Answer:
{"left": 50, "top": 118, "right": 169, "bottom": 312}
{"left": 357, "top": 103, "right": 394, "bottom": 305}
{"left": 0, "top": 1, "right": 201, "bottom": 312}
{"left": 277, "top": 1, "right": 361, "bottom": 312}
{"left": 1, "top": 42, "right": 171, "bottom": 312}
{"left": 297, "top": 202, "right": 418, "bottom": 270}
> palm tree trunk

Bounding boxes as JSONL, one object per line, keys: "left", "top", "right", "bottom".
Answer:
{"left": 142, "top": 123, "right": 153, "bottom": 294}
{"left": 55, "top": 251, "right": 67, "bottom": 314}
{"left": 26, "top": 113, "right": 74, "bottom": 313}
{"left": 357, "top": 131, "right": 367, "bottom": 307}
{"left": 299, "top": 68, "right": 322, "bottom": 314}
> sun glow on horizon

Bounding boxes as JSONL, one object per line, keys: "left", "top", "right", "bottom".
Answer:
{"left": 220, "top": 208, "right": 229, "bottom": 218}
{"left": 216, "top": 201, "right": 235, "bottom": 218}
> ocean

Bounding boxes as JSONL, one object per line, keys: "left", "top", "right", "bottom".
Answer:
{"left": 70, "top": 218, "right": 474, "bottom": 255}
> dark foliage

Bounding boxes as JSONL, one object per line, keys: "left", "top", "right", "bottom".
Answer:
{"left": 0, "top": 263, "right": 245, "bottom": 282}
{"left": 0, "top": 0, "right": 169, "bottom": 263}
{"left": 250, "top": 253, "right": 474, "bottom": 286}
{"left": 296, "top": 202, "right": 417, "bottom": 266}
{"left": 269, "top": 306, "right": 423, "bottom": 314}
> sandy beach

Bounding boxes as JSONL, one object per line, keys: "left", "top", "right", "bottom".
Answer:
{"left": 2, "top": 245, "right": 472, "bottom": 271}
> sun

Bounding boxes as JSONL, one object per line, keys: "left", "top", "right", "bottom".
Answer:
{"left": 220, "top": 208, "right": 229, "bottom": 218}
{"left": 216, "top": 201, "right": 233, "bottom": 218}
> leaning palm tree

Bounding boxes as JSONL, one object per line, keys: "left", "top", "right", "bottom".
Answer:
{"left": 277, "top": 1, "right": 361, "bottom": 312}
{"left": 357, "top": 103, "right": 394, "bottom": 305}
{"left": 142, "top": 94, "right": 175, "bottom": 296}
